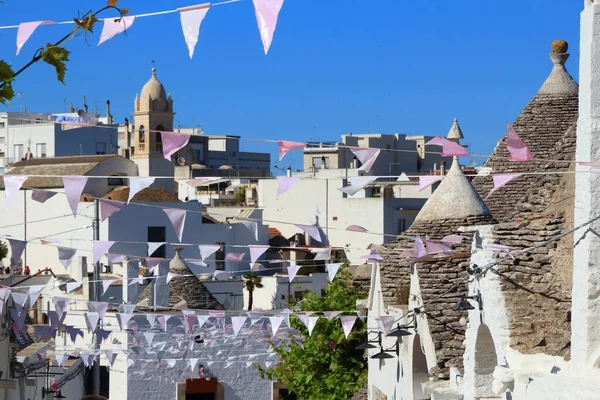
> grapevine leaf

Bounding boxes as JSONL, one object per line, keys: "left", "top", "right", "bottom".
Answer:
{"left": 41, "top": 45, "right": 70, "bottom": 84}
{"left": 74, "top": 16, "right": 99, "bottom": 33}
{"left": 107, "top": 0, "right": 119, "bottom": 5}
{"left": 121, "top": 8, "right": 130, "bottom": 16}
{"left": 0, "top": 61, "right": 15, "bottom": 104}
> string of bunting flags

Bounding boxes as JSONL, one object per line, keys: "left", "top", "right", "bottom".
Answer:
{"left": 8, "top": 0, "right": 286, "bottom": 57}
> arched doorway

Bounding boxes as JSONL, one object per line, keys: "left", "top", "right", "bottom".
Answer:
{"left": 474, "top": 324, "right": 498, "bottom": 398}
{"left": 412, "top": 335, "right": 429, "bottom": 400}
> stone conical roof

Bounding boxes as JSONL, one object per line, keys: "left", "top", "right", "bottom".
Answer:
{"left": 139, "top": 68, "right": 168, "bottom": 112}
{"left": 537, "top": 41, "right": 578, "bottom": 96}
{"left": 415, "top": 157, "right": 490, "bottom": 222}
{"left": 140, "top": 249, "right": 224, "bottom": 310}
{"left": 446, "top": 118, "right": 464, "bottom": 140}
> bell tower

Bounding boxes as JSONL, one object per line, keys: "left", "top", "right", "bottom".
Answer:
{"left": 132, "top": 67, "right": 175, "bottom": 192}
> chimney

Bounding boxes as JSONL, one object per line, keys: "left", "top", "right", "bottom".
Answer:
{"left": 122, "top": 258, "right": 140, "bottom": 304}
{"left": 83, "top": 96, "right": 88, "bottom": 113}
{"left": 106, "top": 100, "right": 113, "bottom": 124}
{"left": 286, "top": 166, "right": 292, "bottom": 177}
{"left": 69, "top": 103, "right": 75, "bottom": 113}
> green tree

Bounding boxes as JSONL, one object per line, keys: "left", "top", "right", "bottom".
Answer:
{"left": 0, "top": 1, "right": 130, "bottom": 105}
{"left": 259, "top": 267, "right": 367, "bottom": 400}
{"left": 243, "top": 272, "right": 264, "bottom": 311}
{"left": 235, "top": 185, "right": 247, "bottom": 206}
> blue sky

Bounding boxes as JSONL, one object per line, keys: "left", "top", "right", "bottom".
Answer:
{"left": 0, "top": 0, "right": 582, "bottom": 171}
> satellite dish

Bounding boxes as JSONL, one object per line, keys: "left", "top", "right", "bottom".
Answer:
{"left": 77, "top": 109, "right": 85, "bottom": 117}
{"left": 177, "top": 157, "right": 186, "bottom": 166}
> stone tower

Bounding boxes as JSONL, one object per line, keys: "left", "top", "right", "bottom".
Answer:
{"left": 132, "top": 68, "right": 175, "bottom": 192}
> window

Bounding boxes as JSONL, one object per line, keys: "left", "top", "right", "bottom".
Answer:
{"left": 36, "top": 143, "right": 46, "bottom": 158}
{"left": 0, "top": 137, "right": 5, "bottom": 144}
{"left": 155, "top": 129, "right": 163, "bottom": 152}
{"left": 139, "top": 125, "right": 145, "bottom": 143}
{"left": 147, "top": 227, "right": 166, "bottom": 258}
{"left": 14, "top": 144, "right": 23, "bottom": 161}
{"left": 215, "top": 242, "right": 225, "bottom": 270}
{"left": 96, "top": 142, "right": 107, "bottom": 155}
{"left": 0, "top": 122, "right": 5, "bottom": 128}
{"left": 312, "top": 156, "right": 330, "bottom": 170}
{"left": 398, "top": 218, "right": 407, "bottom": 234}
{"left": 108, "top": 177, "right": 125, "bottom": 186}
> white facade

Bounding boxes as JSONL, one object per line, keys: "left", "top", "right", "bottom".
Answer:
{"left": 0, "top": 192, "right": 268, "bottom": 276}
{"left": 0, "top": 112, "right": 118, "bottom": 173}
{"left": 243, "top": 272, "right": 329, "bottom": 310}
{"left": 259, "top": 172, "right": 431, "bottom": 265}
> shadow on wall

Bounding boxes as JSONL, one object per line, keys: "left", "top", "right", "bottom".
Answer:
{"left": 413, "top": 335, "right": 429, "bottom": 400}
{"left": 474, "top": 324, "right": 498, "bottom": 398}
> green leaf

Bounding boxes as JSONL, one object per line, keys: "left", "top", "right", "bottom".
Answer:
{"left": 0, "top": 60, "right": 15, "bottom": 104}
{"left": 41, "top": 45, "right": 70, "bottom": 84}
{"left": 74, "top": 16, "right": 99, "bottom": 33}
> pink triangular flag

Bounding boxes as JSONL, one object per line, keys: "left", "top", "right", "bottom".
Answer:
{"left": 199, "top": 244, "right": 221, "bottom": 261}
{"left": 425, "top": 136, "right": 469, "bottom": 157}
{"left": 225, "top": 252, "right": 245, "bottom": 262}
{"left": 117, "top": 313, "right": 134, "bottom": 331}
{"left": 296, "top": 224, "right": 321, "bottom": 242}
{"left": 99, "top": 199, "right": 124, "bottom": 221}
{"left": 487, "top": 173, "right": 523, "bottom": 198}
{"left": 84, "top": 312, "right": 100, "bottom": 333}
{"left": 4, "top": 176, "right": 28, "bottom": 208}
{"left": 161, "top": 131, "right": 191, "bottom": 160}
{"left": 252, "top": 0, "right": 285, "bottom": 53}
{"left": 441, "top": 235, "right": 467, "bottom": 244}
{"left": 7, "top": 238, "right": 27, "bottom": 263}
{"left": 178, "top": 4, "right": 211, "bottom": 59}
{"left": 63, "top": 177, "right": 88, "bottom": 217}
{"left": 106, "top": 253, "right": 124, "bottom": 263}
{"left": 350, "top": 148, "right": 380, "bottom": 173}
{"left": 418, "top": 176, "right": 443, "bottom": 192}
{"left": 269, "top": 316, "right": 284, "bottom": 337}
{"left": 287, "top": 265, "right": 301, "bottom": 283}
{"left": 57, "top": 247, "right": 76, "bottom": 269}
{"left": 16, "top": 21, "right": 54, "bottom": 55}
{"left": 506, "top": 123, "right": 534, "bottom": 162}
{"left": 424, "top": 240, "right": 452, "bottom": 255}
{"left": 31, "top": 189, "right": 57, "bottom": 203}
{"left": 249, "top": 245, "right": 269, "bottom": 264}
{"left": 184, "top": 314, "right": 196, "bottom": 334}
{"left": 360, "top": 249, "right": 383, "bottom": 262}
{"left": 102, "top": 280, "right": 117, "bottom": 295}
{"left": 307, "top": 316, "right": 319, "bottom": 336}
{"left": 128, "top": 177, "right": 155, "bottom": 203}
{"left": 340, "top": 316, "right": 356, "bottom": 339}
{"left": 231, "top": 316, "right": 247, "bottom": 337}
{"left": 98, "top": 16, "right": 136, "bottom": 45}
{"left": 324, "top": 311, "right": 342, "bottom": 321}
{"left": 277, "top": 140, "right": 305, "bottom": 161}
{"left": 413, "top": 236, "right": 427, "bottom": 259}
{"left": 163, "top": 209, "right": 187, "bottom": 242}
{"left": 346, "top": 225, "right": 368, "bottom": 232}
{"left": 277, "top": 176, "right": 300, "bottom": 197}
{"left": 339, "top": 176, "right": 377, "bottom": 196}
{"left": 88, "top": 301, "right": 109, "bottom": 321}
{"left": 326, "top": 263, "right": 342, "bottom": 282}
{"left": 93, "top": 241, "right": 115, "bottom": 265}
{"left": 238, "top": 219, "right": 259, "bottom": 241}
{"left": 375, "top": 316, "right": 395, "bottom": 337}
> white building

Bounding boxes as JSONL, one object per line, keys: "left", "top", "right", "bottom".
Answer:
{"left": 0, "top": 111, "right": 118, "bottom": 174}
{"left": 0, "top": 155, "right": 268, "bottom": 276}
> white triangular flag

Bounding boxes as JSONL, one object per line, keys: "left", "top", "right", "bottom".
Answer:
{"left": 163, "top": 208, "right": 187, "bottom": 242}
{"left": 326, "top": 263, "right": 343, "bottom": 282}
{"left": 98, "top": 16, "right": 136, "bottom": 46}
{"left": 4, "top": 175, "right": 28, "bottom": 209}
{"left": 307, "top": 316, "right": 319, "bottom": 336}
{"left": 375, "top": 316, "right": 396, "bottom": 337}
{"left": 231, "top": 316, "right": 247, "bottom": 337}
{"left": 287, "top": 265, "right": 301, "bottom": 283}
{"left": 397, "top": 172, "right": 410, "bottom": 182}
{"left": 148, "top": 242, "right": 166, "bottom": 257}
{"left": 269, "top": 316, "right": 284, "bottom": 337}
{"left": 178, "top": 4, "right": 211, "bottom": 59}
{"left": 128, "top": 177, "right": 155, "bottom": 203}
